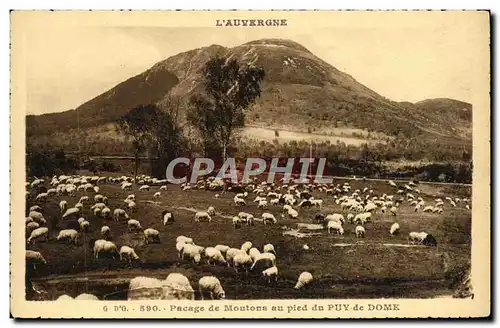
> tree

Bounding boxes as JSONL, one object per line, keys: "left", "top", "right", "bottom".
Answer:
{"left": 117, "top": 103, "right": 185, "bottom": 180}
{"left": 187, "top": 56, "right": 265, "bottom": 163}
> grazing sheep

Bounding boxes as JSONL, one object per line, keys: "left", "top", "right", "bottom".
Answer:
{"left": 176, "top": 235, "right": 194, "bottom": 245}
{"left": 390, "top": 223, "right": 400, "bottom": 235}
{"left": 162, "top": 210, "right": 175, "bottom": 225}
{"left": 251, "top": 253, "right": 277, "bottom": 269}
{"left": 294, "top": 272, "right": 313, "bottom": 289}
{"left": 93, "top": 240, "right": 119, "bottom": 259}
{"left": 212, "top": 245, "right": 229, "bottom": 257}
{"left": 204, "top": 247, "right": 227, "bottom": 265}
{"left": 225, "top": 248, "right": 246, "bottom": 267}
{"left": 258, "top": 200, "right": 268, "bottom": 210}
{"left": 26, "top": 250, "right": 47, "bottom": 269}
{"left": 56, "top": 229, "right": 78, "bottom": 244}
{"left": 79, "top": 195, "right": 90, "bottom": 203}
{"left": 241, "top": 241, "right": 253, "bottom": 253}
{"left": 327, "top": 221, "right": 344, "bottom": 235}
{"left": 207, "top": 206, "right": 216, "bottom": 216}
{"left": 113, "top": 208, "right": 129, "bottom": 222}
{"left": 262, "top": 213, "right": 277, "bottom": 225}
{"left": 181, "top": 244, "right": 202, "bottom": 264}
{"left": 194, "top": 211, "right": 212, "bottom": 223}
{"left": 79, "top": 219, "right": 90, "bottom": 232}
{"left": 120, "top": 246, "right": 140, "bottom": 264}
{"left": 75, "top": 293, "right": 99, "bottom": 300}
{"left": 423, "top": 206, "right": 434, "bottom": 213}
{"left": 160, "top": 185, "right": 167, "bottom": 191}
{"left": 27, "top": 227, "right": 49, "bottom": 245}
{"left": 127, "top": 201, "right": 137, "bottom": 212}
{"left": 176, "top": 241, "right": 186, "bottom": 258}
{"left": 234, "top": 197, "right": 246, "bottom": 206}
{"left": 26, "top": 222, "right": 40, "bottom": 234}
{"left": 28, "top": 211, "right": 46, "bottom": 224}
{"left": 248, "top": 247, "right": 261, "bottom": 261}
{"left": 59, "top": 200, "right": 68, "bottom": 214}
{"left": 326, "top": 213, "right": 345, "bottom": 224}
{"left": 165, "top": 273, "right": 195, "bottom": 300}
{"left": 238, "top": 212, "right": 254, "bottom": 225}
{"left": 355, "top": 225, "right": 365, "bottom": 238}
{"left": 408, "top": 232, "right": 428, "bottom": 245}
{"left": 198, "top": 276, "right": 225, "bottom": 300}
{"left": 262, "top": 266, "right": 278, "bottom": 283}
{"left": 93, "top": 207, "right": 102, "bottom": 217}
{"left": 29, "top": 205, "right": 42, "bottom": 213}
{"left": 232, "top": 216, "right": 242, "bottom": 229}
{"left": 127, "top": 219, "right": 143, "bottom": 232}
{"left": 390, "top": 206, "right": 398, "bottom": 216}
{"left": 101, "top": 226, "right": 110, "bottom": 239}
{"left": 233, "top": 253, "right": 253, "bottom": 273}
{"left": 35, "top": 193, "right": 48, "bottom": 202}
{"left": 144, "top": 228, "right": 160, "bottom": 244}
{"left": 139, "top": 185, "right": 150, "bottom": 191}
{"left": 153, "top": 192, "right": 161, "bottom": 199}
{"left": 263, "top": 243, "right": 276, "bottom": 255}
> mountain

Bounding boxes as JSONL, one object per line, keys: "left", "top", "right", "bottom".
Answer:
{"left": 26, "top": 38, "right": 472, "bottom": 150}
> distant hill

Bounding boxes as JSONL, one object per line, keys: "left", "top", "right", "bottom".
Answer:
{"left": 26, "top": 38, "right": 472, "bottom": 150}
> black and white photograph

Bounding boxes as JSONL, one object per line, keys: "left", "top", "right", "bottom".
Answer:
{"left": 10, "top": 10, "right": 490, "bottom": 319}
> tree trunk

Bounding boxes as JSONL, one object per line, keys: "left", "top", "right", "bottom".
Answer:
{"left": 134, "top": 152, "right": 139, "bottom": 182}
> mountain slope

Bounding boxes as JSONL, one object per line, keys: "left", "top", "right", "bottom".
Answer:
{"left": 26, "top": 38, "right": 472, "bottom": 146}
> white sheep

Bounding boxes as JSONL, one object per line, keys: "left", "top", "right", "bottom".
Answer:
{"left": 26, "top": 222, "right": 40, "bottom": 234}
{"left": 390, "top": 206, "right": 398, "bottom": 216}
{"left": 326, "top": 213, "right": 345, "bottom": 224}
{"left": 165, "top": 273, "right": 195, "bottom": 300}
{"left": 27, "top": 227, "right": 49, "bottom": 245}
{"left": 29, "top": 205, "right": 42, "bottom": 213}
{"left": 327, "top": 221, "right": 344, "bottom": 235}
{"left": 250, "top": 252, "right": 277, "bottom": 270}
{"left": 176, "top": 235, "right": 194, "bottom": 245}
{"left": 93, "top": 240, "right": 118, "bottom": 259}
{"left": 238, "top": 212, "right": 254, "bottom": 225}
{"left": 153, "top": 192, "right": 161, "bottom": 199}
{"left": 144, "top": 228, "right": 160, "bottom": 244}
{"left": 423, "top": 206, "right": 434, "bottom": 213}
{"left": 408, "top": 232, "right": 428, "bottom": 245}
{"left": 56, "top": 229, "right": 78, "bottom": 244}
{"left": 225, "top": 248, "right": 246, "bottom": 267}
{"left": 294, "top": 271, "right": 313, "bottom": 289}
{"left": 390, "top": 223, "right": 400, "bottom": 235}
{"left": 160, "top": 185, "right": 167, "bottom": 191}
{"left": 355, "top": 225, "right": 366, "bottom": 238}
{"left": 248, "top": 247, "right": 261, "bottom": 261}
{"left": 263, "top": 243, "right": 276, "bottom": 255}
{"left": 79, "top": 219, "right": 90, "bottom": 232}
{"left": 28, "top": 211, "right": 46, "bottom": 224}
{"left": 207, "top": 206, "right": 216, "bottom": 216}
{"left": 258, "top": 200, "right": 268, "bottom": 210}
{"left": 127, "top": 201, "right": 137, "bottom": 212}
{"left": 62, "top": 207, "right": 80, "bottom": 219}
{"left": 241, "top": 241, "right": 253, "bottom": 253}
{"left": 101, "top": 226, "right": 111, "bottom": 239}
{"left": 181, "top": 244, "right": 202, "bottom": 264}
{"left": 139, "top": 185, "right": 150, "bottom": 191}
{"left": 262, "top": 213, "right": 277, "bottom": 225}
{"left": 233, "top": 253, "right": 253, "bottom": 273}
{"left": 194, "top": 211, "right": 212, "bottom": 223}
{"left": 58, "top": 200, "right": 68, "bottom": 214}
{"left": 262, "top": 266, "right": 278, "bottom": 283}
{"left": 232, "top": 216, "right": 242, "bottom": 229}
{"left": 198, "top": 276, "right": 225, "bottom": 300}
{"left": 234, "top": 197, "right": 246, "bottom": 206}
{"left": 204, "top": 247, "right": 227, "bottom": 265}
{"left": 113, "top": 208, "right": 129, "bottom": 222}
{"left": 35, "top": 193, "right": 48, "bottom": 202}
{"left": 120, "top": 246, "right": 140, "bottom": 264}
{"left": 56, "top": 294, "right": 73, "bottom": 300}
{"left": 128, "top": 219, "right": 143, "bottom": 232}
{"left": 26, "top": 250, "right": 47, "bottom": 269}
{"left": 214, "top": 244, "right": 230, "bottom": 255}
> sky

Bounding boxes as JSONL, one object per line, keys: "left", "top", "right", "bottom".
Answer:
{"left": 12, "top": 11, "right": 489, "bottom": 115}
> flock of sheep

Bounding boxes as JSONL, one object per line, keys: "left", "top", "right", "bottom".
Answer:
{"left": 25, "top": 173, "right": 470, "bottom": 300}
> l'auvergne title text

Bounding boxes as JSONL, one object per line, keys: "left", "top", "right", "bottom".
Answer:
{"left": 216, "top": 19, "right": 287, "bottom": 27}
